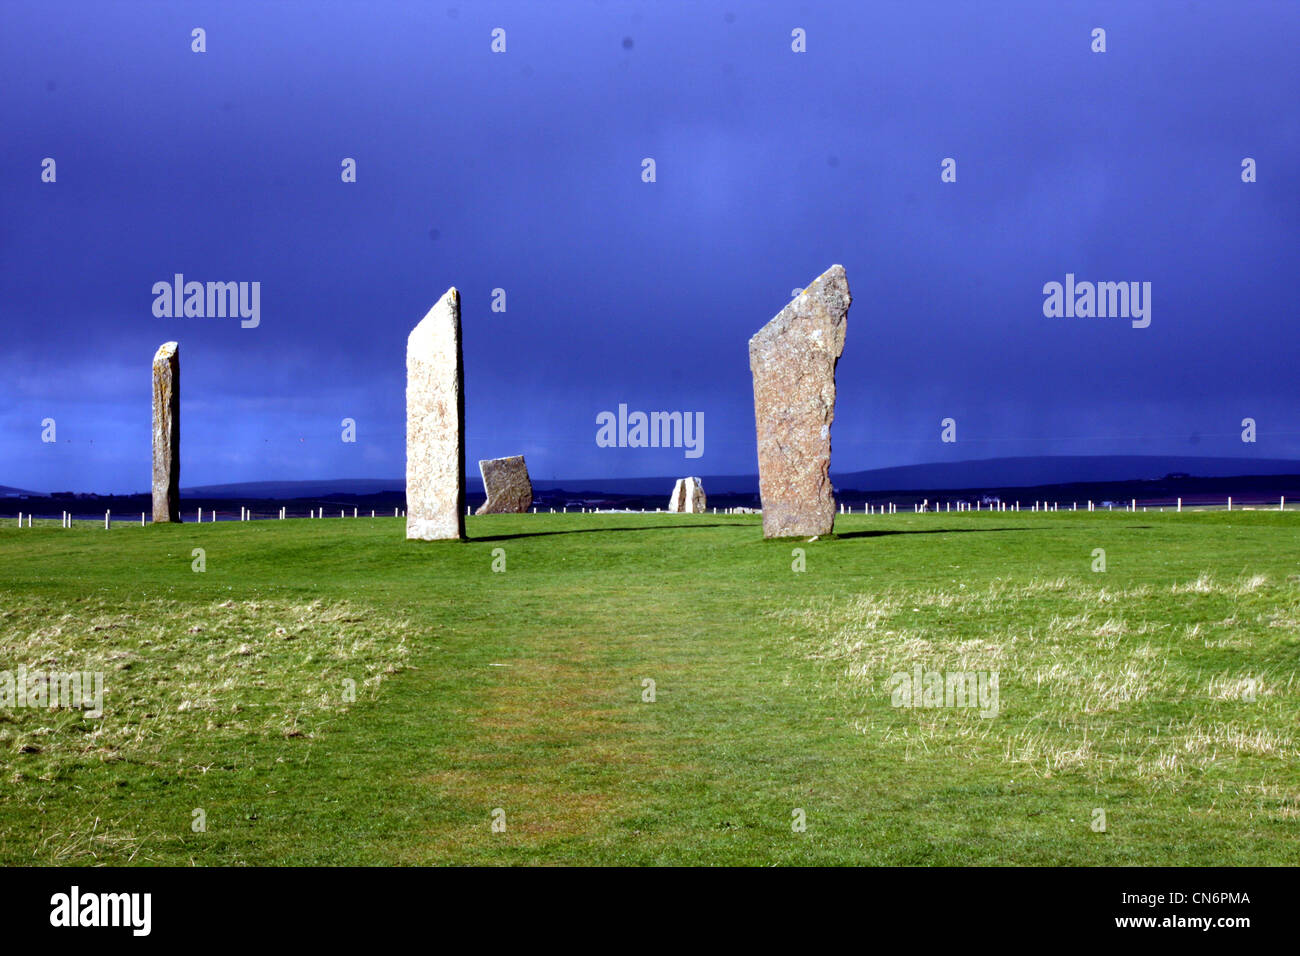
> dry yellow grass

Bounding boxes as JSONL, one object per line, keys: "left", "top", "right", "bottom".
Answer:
{"left": 779, "top": 573, "right": 1300, "bottom": 784}
{"left": 0, "top": 595, "right": 411, "bottom": 780}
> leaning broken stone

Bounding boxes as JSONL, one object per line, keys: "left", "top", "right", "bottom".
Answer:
{"left": 668, "top": 477, "right": 706, "bottom": 513}
{"left": 406, "top": 288, "right": 465, "bottom": 540}
{"left": 151, "top": 341, "right": 180, "bottom": 523}
{"left": 476, "top": 455, "right": 532, "bottom": 514}
{"left": 749, "top": 265, "right": 849, "bottom": 538}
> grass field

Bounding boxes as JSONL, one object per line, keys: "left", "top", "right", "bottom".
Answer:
{"left": 1, "top": 510, "right": 1297, "bottom": 865}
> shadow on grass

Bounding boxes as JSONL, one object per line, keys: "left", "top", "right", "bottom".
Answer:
{"left": 835, "top": 524, "right": 1152, "bottom": 540}
{"left": 468, "top": 522, "right": 1155, "bottom": 543}
{"left": 835, "top": 526, "right": 1038, "bottom": 540}
{"left": 469, "top": 523, "right": 734, "bottom": 543}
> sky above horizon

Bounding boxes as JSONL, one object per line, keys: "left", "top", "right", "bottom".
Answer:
{"left": 2, "top": 0, "right": 1297, "bottom": 493}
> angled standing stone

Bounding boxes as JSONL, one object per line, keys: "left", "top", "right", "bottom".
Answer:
{"left": 406, "top": 287, "right": 465, "bottom": 540}
{"left": 749, "top": 265, "right": 849, "bottom": 538}
{"left": 151, "top": 341, "right": 180, "bottom": 523}
{"left": 476, "top": 455, "right": 532, "bottom": 514}
{"left": 667, "top": 477, "right": 706, "bottom": 513}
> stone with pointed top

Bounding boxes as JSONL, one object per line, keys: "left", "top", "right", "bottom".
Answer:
{"left": 151, "top": 342, "right": 181, "bottom": 523}
{"left": 476, "top": 455, "right": 532, "bottom": 514}
{"left": 406, "top": 288, "right": 465, "bottom": 540}
{"left": 749, "top": 264, "right": 849, "bottom": 538}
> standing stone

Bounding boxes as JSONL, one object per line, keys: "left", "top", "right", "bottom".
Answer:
{"left": 151, "top": 341, "right": 180, "bottom": 523}
{"left": 686, "top": 477, "right": 706, "bottom": 513}
{"left": 668, "top": 479, "right": 685, "bottom": 512}
{"left": 749, "top": 265, "right": 849, "bottom": 538}
{"left": 475, "top": 455, "right": 532, "bottom": 514}
{"left": 406, "top": 287, "right": 465, "bottom": 540}
{"left": 667, "top": 477, "right": 706, "bottom": 513}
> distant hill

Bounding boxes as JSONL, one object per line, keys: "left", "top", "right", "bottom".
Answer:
{"left": 179, "top": 475, "right": 751, "bottom": 498}
{"left": 0, "top": 485, "right": 39, "bottom": 497}
{"left": 182, "top": 478, "right": 405, "bottom": 498}
{"left": 169, "top": 456, "right": 1300, "bottom": 499}
{"left": 832, "top": 456, "right": 1300, "bottom": 492}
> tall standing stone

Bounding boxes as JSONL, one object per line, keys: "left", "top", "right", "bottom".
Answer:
{"left": 749, "top": 265, "right": 849, "bottom": 538}
{"left": 151, "top": 341, "right": 180, "bottom": 523}
{"left": 668, "top": 477, "right": 706, "bottom": 513}
{"left": 476, "top": 455, "right": 532, "bottom": 514}
{"left": 406, "top": 287, "right": 465, "bottom": 540}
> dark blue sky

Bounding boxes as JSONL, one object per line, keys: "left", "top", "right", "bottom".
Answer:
{"left": 2, "top": 1, "right": 1296, "bottom": 493}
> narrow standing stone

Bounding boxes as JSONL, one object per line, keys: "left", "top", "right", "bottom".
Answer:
{"left": 151, "top": 342, "right": 181, "bottom": 523}
{"left": 668, "top": 479, "right": 685, "bottom": 512}
{"left": 749, "top": 265, "right": 849, "bottom": 538}
{"left": 406, "top": 287, "right": 465, "bottom": 540}
{"left": 686, "top": 478, "right": 706, "bottom": 513}
{"left": 476, "top": 455, "right": 532, "bottom": 514}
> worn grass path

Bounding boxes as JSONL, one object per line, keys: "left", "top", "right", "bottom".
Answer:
{"left": 0, "top": 510, "right": 1297, "bottom": 864}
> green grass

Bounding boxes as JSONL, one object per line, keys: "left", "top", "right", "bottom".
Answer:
{"left": 0, "top": 509, "right": 1297, "bottom": 865}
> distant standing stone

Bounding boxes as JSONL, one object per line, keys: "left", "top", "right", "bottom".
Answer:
{"left": 476, "top": 455, "right": 532, "bottom": 514}
{"left": 749, "top": 265, "right": 849, "bottom": 538}
{"left": 667, "top": 477, "right": 706, "bottom": 513}
{"left": 406, "top": 287, "right": 465, "bottom": 540}
{"left": 151, "top": 341, "right": 180, "bottom": 523}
